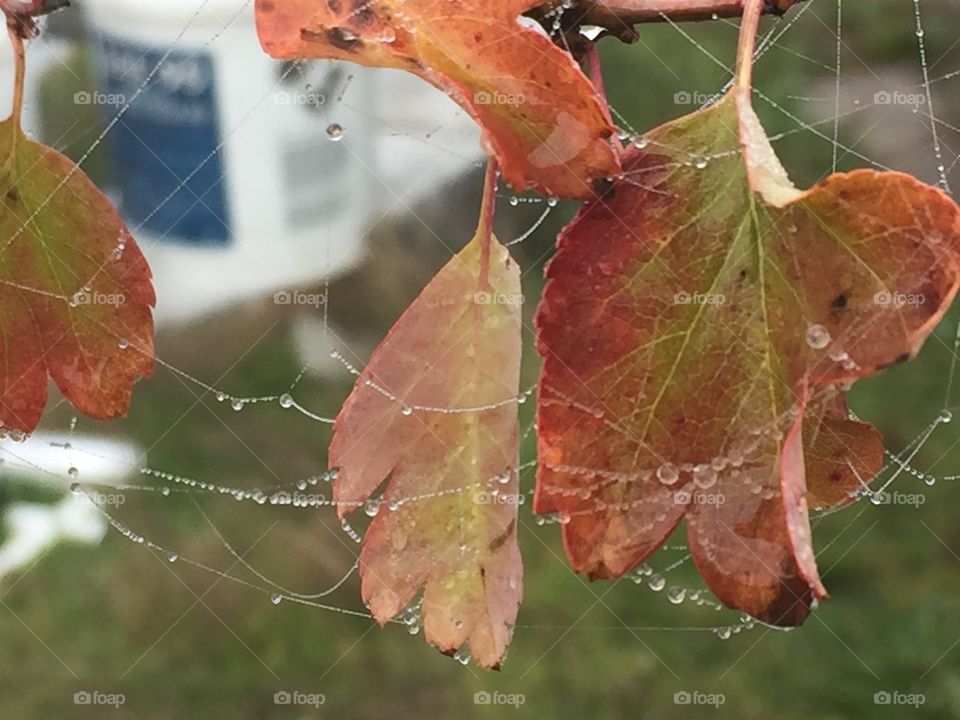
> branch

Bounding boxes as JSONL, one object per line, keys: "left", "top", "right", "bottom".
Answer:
{"left": 567, "top": 0, "right": 805, "bottom": 43}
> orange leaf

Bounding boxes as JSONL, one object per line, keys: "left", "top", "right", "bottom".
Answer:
{"left": 255, "top": 0, "right": 619, "bottom": 198}
{"left": 0, "top": 117, "right": 154, "bottom": 434}
{"left": 534, "top": 79, "right": 960, "bottom": 624}
{"left": 330, "top": 170, "right": 523, "bottom": 667}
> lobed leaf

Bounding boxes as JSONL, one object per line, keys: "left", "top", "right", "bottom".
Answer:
{"left": 0, "top": 117, "right": 154, "bottom": 434}
{"left": 255, "top": 0, "right": 619, "bottom": 198}
{"left": 330, "top": 192, "right": 523, "bottom": 668}
{"left": 534, "top": 87, "right": 960, "bottom": 625}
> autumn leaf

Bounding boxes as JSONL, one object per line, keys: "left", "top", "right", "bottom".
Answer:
{"left": 534, "top": 2, "right": 960, "bottom": 625}
{"left": 0, "top": 116, "right": 155, "bottom": 434}
{"left": 330, "top": 167, "right": 523, "bottom": 668}
{"left": 255, "top": 0, "right": 619, "bottom": 198}
{"left": 804, "top": 390, "right": 883, "bottom": 510}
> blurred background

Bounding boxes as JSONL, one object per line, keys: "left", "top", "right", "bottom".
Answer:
{"left": 1, "top": 0, "right": 960, "bottom": 717}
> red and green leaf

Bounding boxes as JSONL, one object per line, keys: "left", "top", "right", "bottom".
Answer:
{"left": 255, "top": 0, "right": 619, "bottom": 198}
{"left": 0, "top": 116, "right": 154, "bottom": 434}
{"left": 330, "top": 168, "right": 523, "bottom": 668}
{"left": 534, "top": 6, "right": 960, "bottom": 624}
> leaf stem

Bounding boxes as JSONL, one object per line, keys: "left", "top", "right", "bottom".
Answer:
{"left": 734, "top": 0, "right": 764, "bottom": 95}
{"left": 476, "top": 159, "right": 498, "bottom": 289}
{"left": 6, "top": 18, "right": 25, "bottom": 133}
{"left": 584, "top": 45, "right": 622, "bottom": 157}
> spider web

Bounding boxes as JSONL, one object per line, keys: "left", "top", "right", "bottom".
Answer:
{"left": 0, "top": 0, "right": 959, "bottom": 672}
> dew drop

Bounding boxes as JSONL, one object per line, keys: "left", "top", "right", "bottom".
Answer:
{"left": 400, "top": 404, "right": 413, "bottom": 416}
{"left": 118, "top": 338, "right": 129, "bottom": 350}
{"left": 667, "top": 586, "right": 686, "bottom": 605}
{"left": 407, "top": 622, "right": 420, "bottom": 635}
{"left": 231, "top": 398, "right": 244, "bottom": 411}
{"left": 279, "top": 393, "right": 294, "bottom": 409}
{"left": 271, "top": 593, "right": 283, "bottom": 605}
{"left": 326, "top": 123, "right": 344, "bottom": 141}
{"left": 939, "top": 409, "right": 953, "bottom": 424}
{"left": 633, "top": 136, "right": 648, "bottom": 149}
{"left": 692, "top": 155, "right": 709, "bottom": 169}
{"left": 167, "top": 552, "right": 178, "bottom": 563}
{"left": 215, "top": 391, "right": 227, "bottom": 402}
{"left": 693, "top": 464, "right": 717, "bottom": 489}
{"left": 67, "top": 466, "right": 79, "bottom": 479}
{"left": 647, "top": 573, "right": 666, "bottom": 592}
{"left": 656, "top": 463, "right": 680, "bottom": 485}
{"left": 364, "top": 498, "right": 381, "bottom": 517}
{"left": 715, "top": 626, "right": 732, "bottom": 640}
{"left": 805, "top": 324, "right": 831, "bottom": 350}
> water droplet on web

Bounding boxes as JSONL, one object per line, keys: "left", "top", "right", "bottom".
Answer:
{"left": 231, "top": 398, "right": 244, "bottom": 412}
{"left": 326, "top": 123, "right": 344, "bottom": 141}
{"left": 509, "top": 196, "right": 519, "bottom": 207}
{"left": 167, "top": 553, "right": 178, "bottom": 563}
{"left": 939, "top": 409, "right": 953, "bottom": 424}
{"left": 924, "top": 476, "right": 936, "bottom": 487}
{"left": 667, "top": 586, "right": 686, "bottom": 604}
{"left": 715, "top": 626, "right": 732, "bottom": 640}
{"left": 279, "top": 393, "right": 294, "bottom": 409}
{"left": 215, "top": 392, "right": 226, "bottom": 402}
{"left": 296, "top": 479, "right": 308, "bottom": 491}
{"left": 633, "top": 136, "right": 648, "bottom": 149}
{"left": 70, "top": 482, "right": 81, "bottom": 493}
{"left": 495, "top": 470, "right": 511, "bottom": 485}
{"left": 693, "top": 464, "right": 717, "bottom": 489}
{"left": 118, "top": 338, "right": 129, "bottom": 350}
{"left": 160, "top": 487, "right": 171, "bottom": 497}
{"left": 400, "top": 404, "right": 413, "bottom": 416}
{"left": 67, "top": 466, "right": 79, "bottom": 479}
{"left": 407, "top": 622, "right": 420, "bottom": 635}
{"left": 271, "top": 593, "right": 283, "bottom": 605}
{"left": 647, "top": 573, "right": 666, "bottom": 591}
{"left": 453, "top": 648, "right": 471, "bottom": 666}
{"left": 364, "top": 498, "right": 380, "bottom": 517}
{"left": 387, "top": 499, "right": 401, "bottom": 512}
{"left": 805, "top": 324, "right": 831, "bottom": 350}
{"left": 547, "top": 197, "right": 558, "bottom": 207}
{"left": 657, "top": 463, "right": 680, "bottom": 485}
{"left": 692, "top": 155, "right": 709, "bottom": 170}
